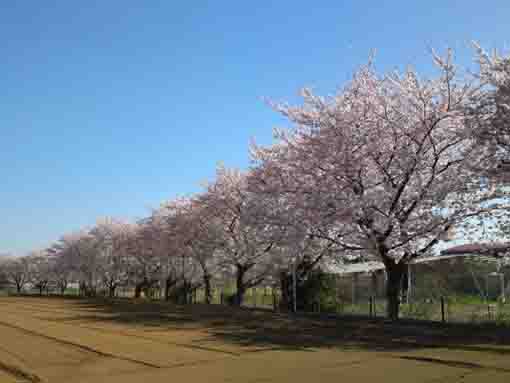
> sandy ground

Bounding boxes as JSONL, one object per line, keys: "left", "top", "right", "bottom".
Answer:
{"left": 0, "top": 296, "right": 509, "bottom": 382}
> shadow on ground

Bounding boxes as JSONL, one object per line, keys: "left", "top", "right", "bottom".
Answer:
{"left": 48, "top": 297, "right": 510, "bottom": 355}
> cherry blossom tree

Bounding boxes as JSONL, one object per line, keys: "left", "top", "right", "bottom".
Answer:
{"left": 143, "top": 206, "right": 184, "bottom": 301}
{"left": 247, "top": 169, "right": 339, "bottom": 311}
{"left": 3, "top": 257, "right": 31, "bottom": 293}
{"left": 251, "top": 51, "right": 492, "bottom": 320}
{"left": 196, "top": 166, "right": 284, "bottom": 305}
{"left": 466, "top": 44, "right": 510, "bottom": 163}
{"left": 90, "top": 218, "right": 133, "bottom": 297}
{"left": 153, "top": 201, "right": 190, "bottom": 298}
{"left": 0, "top": 254, "right": 13, "bottom": 289}
{"left": 125, "top": 221, "right": 163, "bottom": 299}
{"left": 441, "top": 44, "right": 510, "bottom": 257}
{"left": 27, "top": 251, "right": 53, "bottom": 295}
{"left": 181, "top": 198, "right": 224, "bottom": 304}
{"left": 153, "top": 197, "right": 226, "bottom": 304}
{"left": 52, "top": 230, "right": 100, "bottom": 297}
{"left": 46, "top": 241, "right": 76, "bottom": 295}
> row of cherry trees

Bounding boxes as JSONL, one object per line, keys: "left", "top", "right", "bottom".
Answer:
{"left": 0, "top": 170, "right": 298, "bottom": 305}
{"left": 2, "top": 46, "right": 509, "bottom": 319}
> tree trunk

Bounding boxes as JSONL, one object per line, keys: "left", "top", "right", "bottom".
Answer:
{"left": 59, "top": 280, "right": 67, "bottom": 295}
{"left": 134, "top": 282, "right": 144, "bottom": 299}
{"left": 371, "top": 272, "right": 378, "bottom": 297}
{"left": 203, "top": 274, "right": 212, "bottom": 304}
{"left": 235, "top": 285, "right": 246, "bottom": 306}
{"left": 164, "top": 277, "right": 171, "bottom": 300}
{"left": 88, "top": 285, "right": 97, "bottom": 297}
{"left": 164, "top": 276, "right": 178, "bottom": 301}
{"left": 109, "top": 284, "right": 117, "bottom": 298}
{"left": 279, "top": 271, "right": 292, "bottom": 311}
{"left": 234, "top": 266, "right": 247, "bottom": 306}
{"left": 16, "top": 283, "right": 22, "bottom": 294}
{"left": 39, "top": 285, "right": 44, "bottom": 295}
{"left": 384, "top": 260, "right": 406, "bottom": 321}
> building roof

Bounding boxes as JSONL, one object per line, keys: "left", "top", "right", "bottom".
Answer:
{"left": 439, "top": 242, "right": 510, "bottom": 256}
{"left": 325, "top": 251, "right": 501, "bottom": 275}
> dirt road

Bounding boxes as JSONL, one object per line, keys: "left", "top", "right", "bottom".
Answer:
{"left": 0, "top": 296, "right": 509, "bottom": 382}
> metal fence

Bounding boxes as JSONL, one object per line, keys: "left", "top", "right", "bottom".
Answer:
{"left": 234, "top": 292, "right": 510, "bottom": 324}
{"left": 4, "top": 275, "right": 510, "bottom": 325}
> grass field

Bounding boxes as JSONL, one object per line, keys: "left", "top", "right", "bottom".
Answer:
{"left": 0, "top": 297, "right": 510, "bottom": 382}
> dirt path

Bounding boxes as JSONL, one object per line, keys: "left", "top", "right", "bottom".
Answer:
{"left": 1, "top": 296, "right": 509, "bottom": 382}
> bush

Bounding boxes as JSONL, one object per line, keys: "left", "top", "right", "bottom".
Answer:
{"left": 280, "top": 258, "right": 338, "bottom": 313}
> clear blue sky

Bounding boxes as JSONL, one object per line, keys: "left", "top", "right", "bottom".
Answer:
{"left": 1, "top": 1, "right": 509, "bottom": 255}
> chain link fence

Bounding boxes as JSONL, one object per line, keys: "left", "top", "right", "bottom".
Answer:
{"left": 4, "top": 255, "right": 509, "bottom": 326}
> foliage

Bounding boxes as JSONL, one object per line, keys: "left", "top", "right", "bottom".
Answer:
{"left": 280, "top": 256, "right": 337, "bottom": 312}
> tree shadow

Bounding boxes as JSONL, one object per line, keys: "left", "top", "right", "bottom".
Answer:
{"left": 53, "top": 297, "right": 510, "bottom": 355}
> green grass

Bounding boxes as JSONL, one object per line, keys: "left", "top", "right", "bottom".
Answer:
{"left": 193, "top": 286, "right": 278, "bottom": 307}
{"left": 64, "top": 287, "right": 79, "bottom": 295}
{"left": 20, "top": 283, "right": 510, "bottom": 325}
{"left": 334, "top": 295, "right": 510, "bottom": 324}
{"left": 191, "top": 288, "right": 510, "bottom": 325}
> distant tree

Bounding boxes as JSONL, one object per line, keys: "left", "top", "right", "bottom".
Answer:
{"left": 90, "top": 218, "right": 132, "bottom": 297}
{"left": 125, "top": 222, "right": 162, "bottom": 299}
{"left": 54, "top": 230, "right": 100, "bottom": 297}
{"left": 0, "top": 255, "right": 11, "bottom": 290}
{"left": 3, "top": 257, "right": 31, "bottom": 294}
{"left": 149, "top": 200, "right": 194, "bottom": 302}
{"left": 46, "top": 242, "right": 75, "bottom": 295}
{"left": 28, "top": 252, "right": 52, "bottom": 295}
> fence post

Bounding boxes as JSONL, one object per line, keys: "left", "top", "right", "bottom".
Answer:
{"left": 352, "top": 273, "right": 358, "bottom": 305}
{"left": 488, "top": 305, "right": 492, "bottom": 321}
{"left": 501, "top": 273, "right": 506, "bottom": 304}
{"left": 334, "top": 287, "right": 338, "bottom": 314}
{"left": 441, "top": 296, "right": 446, "bottom": 323}
{"left": 369, "top": 296, "right": 373, "bottom": 318}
